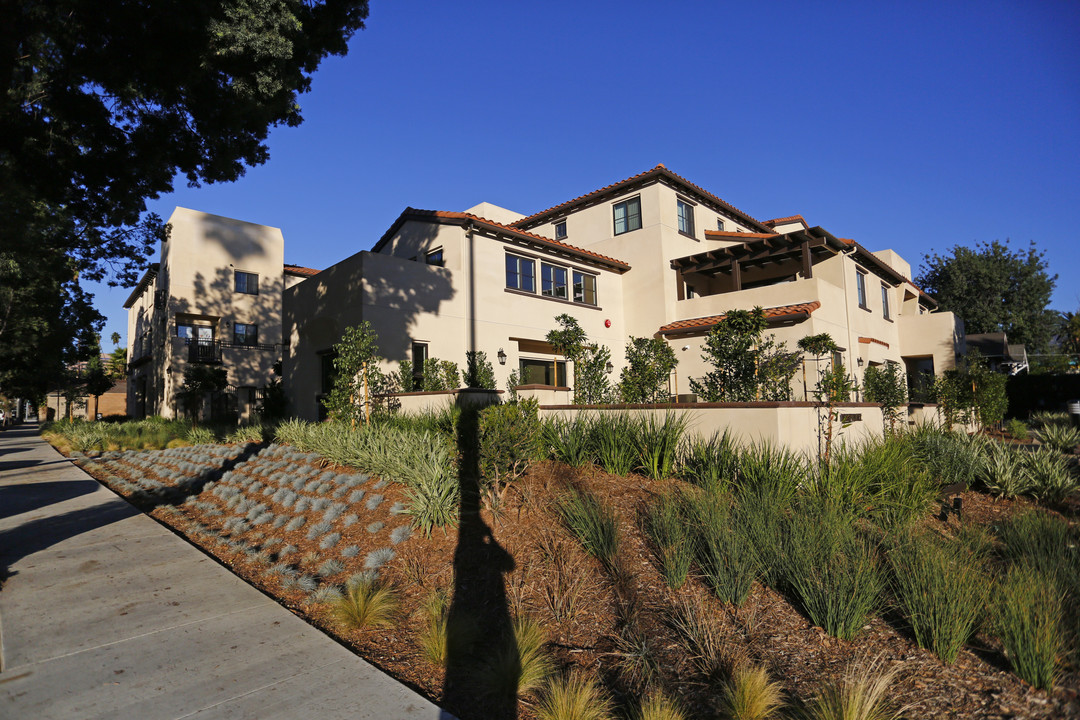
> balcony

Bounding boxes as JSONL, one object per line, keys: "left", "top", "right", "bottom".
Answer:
{"left": 184, "top": 338, "right": 279, "bottom": 364}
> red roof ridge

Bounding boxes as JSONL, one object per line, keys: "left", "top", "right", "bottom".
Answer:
{"left": 393, "top": 208, "right": 631, "bottom": 271}
{"left": 858, "top": 336, "right": 890, "bottom": 348}
{"left": 658, "top": 301, "right": 821, "bottom": 335}
{"left": 763, "top": 214, "right": 808, "bottom": 226}
{"left": 511, "top": 165, "right": 770, "bottom": 233}
{"left": 284, "top": 263, "right": 320, "bottom": 277}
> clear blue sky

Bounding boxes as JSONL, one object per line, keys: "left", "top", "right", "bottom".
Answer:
{"left": 88, "top": 0, "right": 1080, "bottom": 348}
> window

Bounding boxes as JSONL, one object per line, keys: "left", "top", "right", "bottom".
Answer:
{"left": 233, "top": 322, "right": 258, "bottom": 346}
{"left": 717, "top": 218, "right": 726, "bottom": 231}
{"left": 554, "top": 220, "right": 567, "bottom": 239}
{"left": 411, "top": 342, "right": 427, "bottom": 388}
{"left": 425, "top": 249, "right": 444, "bottom": 267}
{"left": 506, "top": 254, "right": 535, "bottom": 292}
{"left": 319, "top": 351, "right": 337, "bottom": 394}
{"left": 686, "top": 284, "right": 697, "bottom": 299}
{"left": 234, "top": 271, "right": 259, "bottom": 295}
{"left": 177, "top": 324, "right": 213, "bottom": 343}
{"left": 881, "top": 284, "right": 891, "bottom": 320}
{"left": 856, "top": 270, "right": 868, "bottom": 309}
{"left": 677, "top": 198, "right": 695, "bottom": 237}
{"left": 519, "top": 358, "right": 567, "bottom": 386}
{"left": 572, "top": 271, "right": 596, "bottom": 305}
{"left": 542, "top": 263, "right": 568, "bottom": 299}
{"left": 613, "top": 196, "right": 642, "bottom": 235}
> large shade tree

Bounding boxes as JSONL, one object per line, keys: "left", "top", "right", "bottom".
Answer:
{"left": 917, "top": 240, "right": 1057, "bottom": 352}
{"left": 0, "top": 0, "right": 369, "bottom": 400}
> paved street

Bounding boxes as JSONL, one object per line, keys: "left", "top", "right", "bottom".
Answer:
{"left": 0, "top": 423, "right": 451, "bottom": 720}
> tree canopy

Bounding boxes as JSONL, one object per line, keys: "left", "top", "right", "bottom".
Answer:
{"left": 0, "top": 0, "right": 368, "bottom": 401}
{"left": 916, "top": 240, "right": 1057, "bottom": 352}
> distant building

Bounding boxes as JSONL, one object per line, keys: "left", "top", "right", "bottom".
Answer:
{"left": 966, "top": 332, "right": 1029, "bottom": 375}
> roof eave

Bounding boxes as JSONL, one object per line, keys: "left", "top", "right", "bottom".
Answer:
{"left": 122, "top": 264, "right": 159, "bottom": 308}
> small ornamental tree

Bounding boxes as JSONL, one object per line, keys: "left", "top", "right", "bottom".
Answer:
{"left": 396, "top": 359, "right": 415, "bottom": 392}
{"left": 936, "top": 349, "right": 1007, "bottom": 430}
{"left": 84, "top": 354, "right": 115, "bottom": 420}
{"left": 620, "top": 336, "right": 678, "bottom": 403}
{"left": 690, "top": 307, "right": 798, "bottom": 402}
{"left": 547, "top": 314, "right": 613, "bottom": 404}
{"left": 863, "top": 362, "right": 908, "bottom": 434}
{"left": 797, "top": 332, "right": 855, "bottom": 463}
{"left": 324, "top": 322, "right": 382, "bottom": 426}
{"left": 421, "top": 358, "right": 460, "bottom": 392}
{"left": 464, "top": 351, "right": 497, "bottom": 390}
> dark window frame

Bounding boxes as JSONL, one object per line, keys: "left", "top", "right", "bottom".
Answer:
{"left": 425, "top": 248, "right": 445, "bottom": 267}
{"left": 234, "top": 271, "right": 259, "bottom": 295}
{"left": 541, "top": 262, "right": 569, "bottom": 300}
{"left": 613, "top": 196, "right": 642, "bottom": 235}
{"left": 233, "top": 322, "right": 258, "bottom": 346}
{"left": 881, "top": 283, "right": 892, "bottom": 320}
{"left": 677, "top": 197, "right": 696, "bottom": 237}
{"left": 572, "top": 270, "right": 597, "bottom": 306}
{"left": 856, "top": 269, "right": 869, "bottom": 310}
{"left": 554, "top": 220, "right": 567, "bottom": 239}
{"left": 518, "top": 357, "right": 567, "bottom": 387}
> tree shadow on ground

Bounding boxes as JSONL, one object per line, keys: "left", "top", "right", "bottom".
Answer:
{"left": 443, "top": 405, "right": 517, "bottom": 719}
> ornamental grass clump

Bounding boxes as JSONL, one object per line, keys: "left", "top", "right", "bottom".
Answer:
{"left": 477, "top": 614, "right": 553, "bottom": 701}
{"left": 979, "top": 442, "right": 1030, "bottom": 498}
{"left": 633, "top": 412, "right": 688, "bottom": 481}
{"left": 416, "top": 588, "right": 476, "bottom": 667}
{"left": 719, "top": 663, "right": 785, "bottom": 720}
{"left": 1033, "top": 423, "right": 1080, "bottom": 454}
{"left": 887, "top": 532, "right": 988, "bottom": 664}
{"left": 544, "top": 415, "right": 594, "bottom": 467}
{"left": 782, "top": 510, "right": 883, "bottom": 640}
{"left": 908, "top": 425, "right": 985, "bottom": 488}
{"left": 677, "top": 429, "right": 738, "bottom": 494}
{"left": 589, "top": 413, "right": 637, "bottom": 476}
{"left": 634, "top": 693, "right": 687, "bottom": 720}
{"left": 536, "top": 671, "right": 612, "bottom": 720}
{"left": 331, "top": 573, "right": 398, "bottom": 630}
{"left": 1023, "top": 448, "right": 1079, "bottom": 503}
{"left": 643, "top": 491, "right": 694, "bottom": 589}
{"left": 993, "top": 565, "right": 1064, "bottom": 690}
{"left": 686, "top": 490, "right": 758, "bottom": 605}
{"left": 555, "top": 487, "right": 620, "bottom": 571}
{"left": 801, "top": 655, "right": 908, "bottom": 720}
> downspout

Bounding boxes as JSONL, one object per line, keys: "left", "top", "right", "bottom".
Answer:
{"left": 840, "top": 246, "right": 858, "bottom": 400}
{"left": 465, "top": 222, "right": 477, "bottom": 357}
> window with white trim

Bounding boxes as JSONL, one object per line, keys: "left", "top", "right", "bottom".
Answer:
{"left": 506, "top": 254, "right": 535, "bottom": 292}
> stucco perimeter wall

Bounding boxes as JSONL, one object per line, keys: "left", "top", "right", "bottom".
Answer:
{"left": 536, "top": 403, "right": 953, "bottom": 457}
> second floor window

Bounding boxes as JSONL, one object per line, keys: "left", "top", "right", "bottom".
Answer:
{"left": 234, "top": 322, "right": 258, "bottom": 346}
{"left": 717, "top": 218, "right": 726, "bottom": 231}
{"left": 554, "top": 220, "right": 567, "bottom": 239}
{"left": 677, "top": 198, "right": 695, "bottom": 236}
{"left": 856, "top": 270, "right": 868, "bottom": 309}
{"left": 541, "top": 263, "right": 568, "bottom": 299}
{"left": 613, "top": 197, "right": 642, "bottom": 235}
{"left": 881, "top": 284, "right": 891, "bottom": 320}
{"left": 235, "top": 271, "right": 259, "bottom": 295}
{"left": 506, "top": 254, "right": 535, "bottom": 292}
{"left": 425, "top": 249, "right": 444, "bottom": 267}
{"left": 178, "top": 324, "right": 213, "bottom": 343}
{"left": 572, "top": 271, "right": 596, "bottom": 305}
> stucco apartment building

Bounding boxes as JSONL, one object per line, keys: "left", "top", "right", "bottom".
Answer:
{"left": 124, "top": 207, "right": 315, "bottom": 419}
{"left": 282, "top": 165, "right": 964, "bottom": 420}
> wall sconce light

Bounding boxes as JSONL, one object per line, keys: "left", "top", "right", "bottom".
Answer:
{"left": 605, "top": 361, "right": 614, "bottom": 374}
{"left": 497, "top": 348, "right": 507, "bottom": 365}
{"left": 857, "top": 357, "right": 864, "bottom": 367}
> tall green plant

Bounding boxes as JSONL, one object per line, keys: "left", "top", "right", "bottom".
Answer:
{"left": 798, "top": 332, "right": 856, "bottom": 463}
{"left": 324, "top": 322, "right": 383, "bottom": 425}
{"left": 464, "top": 351, "right": 496, "bottom": 389}
{"left": 863, "top": 361, "right": 908, "bottom": 433}
{"left": 619, "top": 336, "right": 677, "bottom": 403}
{"left": 547, "top": 314, "right": 613, "bottom": 404}
{"left": 478, "top": 398, "right": 542, "bottom": 507}
{"left": 690, "top": 307, "right": 797, "bottom": 402}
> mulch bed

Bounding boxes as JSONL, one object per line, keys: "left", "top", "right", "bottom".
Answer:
{"left": 69, "top": 445, "right": 1080, "bottom": 719}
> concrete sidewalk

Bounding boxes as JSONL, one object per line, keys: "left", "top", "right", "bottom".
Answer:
{"left": 0, "top": 424, "right": 451, "bottom": 720}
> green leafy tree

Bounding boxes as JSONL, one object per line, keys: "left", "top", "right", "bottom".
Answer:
{"left": 176, "top": 365, "right": 229, "bottom": 424}
{"left": 1, "top": 0, "right": 369, "bottom": 397}
{"left": 797, "top": 333, "right": 857, "bottom": 463}
{"left": 690, "top": 308, "right": 797, "bottom": 402}
{"left": 84, "top": 353, "right": 115, "bottom": 420}
{"left": 324, "top": 322, "right": 382, "bottom": 425}
{"left": 935, "top": 350, "right": 1008, "bottom": 430}
{"left": 863, "top": 362, "right": 908, "bottom": 433}
{"left": 396, "top": 359, "right": 415, "bottom": 392}
{"left": 546, "top": 314, "right": 612, "bottom": 404}
{"left": 619, "top": 336, "right": 678, "bottom": 403}
{"left": 918, "top": 240, "right": 1057, "bottom": 352}
{"left": 464, "top": 351, "right": 496, "bottom": 390}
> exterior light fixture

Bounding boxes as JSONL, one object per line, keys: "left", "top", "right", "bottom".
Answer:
{"left": 857, "top": 357, "right": 864, "bottom": 367}
{"left": 605, "top": 361, "right": 614, "bottom": 374}
{"left": 497, "top": 348, "right": 507, "bottom": 365}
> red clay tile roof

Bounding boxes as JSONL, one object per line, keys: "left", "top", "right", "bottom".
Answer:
{"left": 763, "top": 214, "right": 808, "bottom": 227}
{"left": 511, "top": 164, "right": 772, "bottom": 233}
{"left": 284, "top": 264, "right": 320, "bottom": 277}
{"left": 858, "top": 336, "right": 890, "bottom": 348}
{"left": 374, "top": 208, "right": 631, "bottom": 272}
{"left": 658, "top": 301, "right": 821, "bottom": 335}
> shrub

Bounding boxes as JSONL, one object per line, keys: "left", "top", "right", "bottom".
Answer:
{"left": 331, "top": 574, "right": 398, "bottom": 630}
{"left": 478, "top": 398, "right": 542, "bottom": 505}
{"left": 464, "top": 350, "right": 496, "bottom": 389}
{"left": 782, "top": 511, "right": 883, "bottom": 640}
{"left": 536, "top": 671, "right": 612, "bottom": 720}
{"left": 619, "top": 336, "right": 678, "bottom": 404}
{"left": 1034, "top": 423, "right": 1080, "bottom": 454}
{"left": 801, "top": 655, "right": 907, "bottom": 720}
{"left": 993, "top": 565, "right": 1064, "bottom": 690}
{"left": 692, "top": 308, "right": 798, "bottom": 402}
{"left": 555, "top": 487, "right": 620, "bottom": 571}
{"left": 1006, "top": 418, "right": 1029, "bottom": 441}
{"left": 643, "top": 491, "right": 694, "bottom": 589}
{"left": 1024, "top": 448, "right": 1078, "bottom": 503}
{"left": 862, "top": 362, "right": 908, "bottom": 434}
{"left": 979, "top": 441, "right": 1030, "bottom": 498}
{"left": 719, "top": 663, "right": 785, "bottom": 720}
{"left": 633, "top": 412, "right": 687, "bottom": 481}
{"left": 887, "top": 532, "right": 987, "bottom": 664}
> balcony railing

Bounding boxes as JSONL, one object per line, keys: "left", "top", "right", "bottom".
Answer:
{"left": 184, "top": 338, "right": 279, "bottom": 364}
